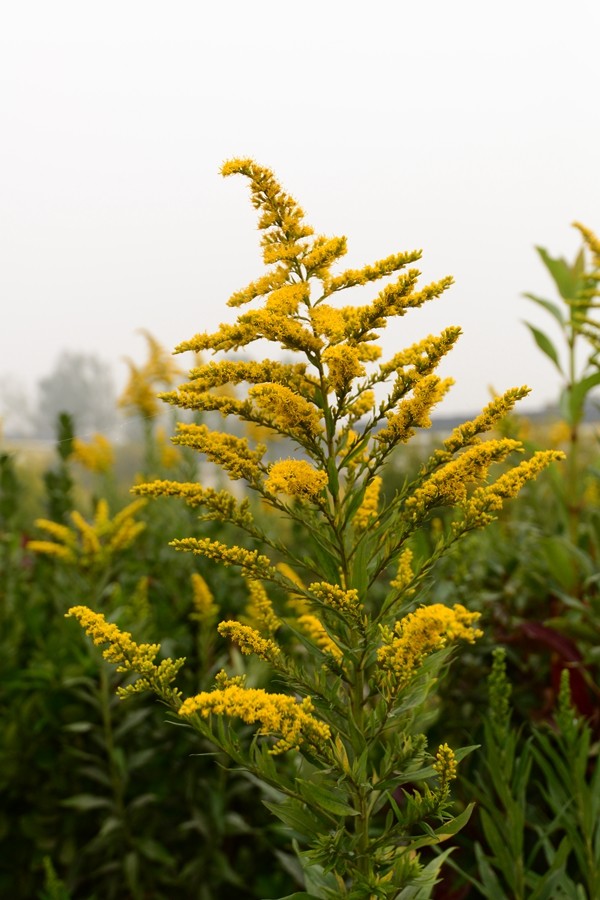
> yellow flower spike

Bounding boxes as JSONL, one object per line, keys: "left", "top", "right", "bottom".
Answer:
{"left": 376, "top": 603, "right": 482, "bottom": 697}
{"left": 461, "top": 449, "right": 566, "bottom": 527}
{"left": 573, "top": 221, "right": 600, "bottom": 258}
{"left": 179, "top": 684, "right": 331, "bottom": 755}
{"left": 323, "top": 249, "right": 423, "bottom": 295}
{"left": 323, "top": 345, "right": 365, "bottom": 395}
{"left": 133, "top": 479, "right": 254, "bottom": 528}
{"left": 376, "top": 375, "right": 454, "bottom": 447}
{"left": 70, "top": 510, "right": 102, "bottom": 558}
{"left": 433, "top": 743, "right": 458, "bottom": 796}
{"left": 29, "top": 500, "right": 147, "bottom": 570}
{"left": 390, "top": 548, "right": 415, "bottom": 593}
{"left": 308, "top": 581, "right": 361, "bottom": 616}
{"left": 27, "top": 540, "right": 77, "bottom": 563}
{"left": 378, "top": 328, "right": 462, "bottom": 383}
{"left": 109, "top": 519, "right": 146, "bottom": 553}
{"left": 295, "top": 615, "right": 343, "bottom": 660}
{"left": 72, "top": 434, "right": 114, "bottom": 474}
{"left": 265, "top": 459, "right": 329, "bottom": 500}
{"left": 66, "top": 605, "right": 185, "bottom": 705}
{"left": 171, "top": 424, "right": 265, "bottom": 484}
{"left": 94, "top": 499, "right": 110, "bottom": 531}
{"left": 265, "top": 282, "right": 311, "bottom": 315}
{"left": 155, "top": 426, "right": 179, "bottom": 469}
{"left": 170, "top": 537, "right": 276, "bottom": 579}
{"left": 353, "top": 477, "right": 382, "bottom": 531}
{"left": 32, "top": 518, "right": 76, "bottom": 547}
{"left": 217, "top": 620, "right": 282, "bottom": 664}
{"left": 111, "top": 498, "right": 148, "bottom": 530}
{"left": 345, "top": 391, "right": 376, "bottom": 422}
{"left": 406, "top": 438, "right": 523, "bottom": 521}
{"left": 243, "top": 579, "right": 280, "bottom": 636}
{"left": 190, "top": 573, "right": 218, "bottom": 622}
{"left": 188, "top": 359, "right": 308, "bottom": 392}
{"left": 221, "top": 159, "right": 314, "bottom": 269}
{"left": 248, "top": 384, "right": 323, "bottom": 438}
{"left": 438, "top": 386, "right": 531, "bottom": 459}
{"left": 301, "top": 235, "right": 348, "bottom": 275}
{"left": 309, "top": 305, "right": 349, "bottom": 342}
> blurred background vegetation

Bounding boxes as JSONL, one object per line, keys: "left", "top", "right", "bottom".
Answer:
{"left": 1, "top": 225, "right": 600, "bottom": 898}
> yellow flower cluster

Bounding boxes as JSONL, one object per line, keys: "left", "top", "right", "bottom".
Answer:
{"left": 161, "top": 385, "right": 250, "bottom": 418}
{"left": 296, "top": 615, "right": 342, "bottom": 660}
{"left": 120, "top": 330, "right": 182, "bottom": 418}
{"left": 170, "top": 537, "right": 276, "bottom": 579}
{"left": 72, "top": 434, "right": 114, "bottom": 474}
{"left": 155, "top": 427, "right": 179, "bottom": 469}
{"left": 217, "top": 620, "right": 282, "bottom": 664}
{"left": 308, "top": 581, "right": 361, "bottom": 615}
{"left": 188, "top": 359, "right": 307, "bottom": 393}
{"left": 378, "top": 329, "right": 462, "bottom": 381}
{"left": 190, "top": 573, "right": 218, "bottom": 622}
{"left": 171, "top": 424, "right": 265, "bottom": 484}
{"left": 437, "top": 387, "right": 531, "bottom": 460}
{"left": 376, "top": 375, "right": 453, "bottom": 447}
{"left": 323, "top": 345, "right": 365, "bottom": 394}
{"left": 133, "top": 479, "right": 253, "bottom": 528}
{"left": 221, "top": 158, "right": 315, "bottom": 270}
{"left": 390, "top": 548, "right": 415, "bottom": 593}
{"left": 265, "top": 459, "right": 328, "bottom": 499}
{"left": 28, "top": 499, "right": 147, "bottom": 569}
{"left": 248, "top": 383, "right": 323, "bottom": 438}
{"left": 353, "top": 477, "right": 382, "bottom": 531}
{"left": 433, "top": 743, "right": 458, "bottom": 796}
{"left": 66, "top": 606, "right": 185, "bottom": 703}
{"left": 179, "top": 683, "right": 331, "bottom": 755}
{"left": 242, "top": 579, "right": 280, "bottom": 636}
{"left": 265, "top": 281, "right": 311, "bottom": 314}
{"left": 323, "top": 249, "right": 423, "bottom": 296}
{"left": 573, "top": 221, "right": 600, "bottom": 261}
{"left": 405, "top": 439, "right": 522, "bottom": 521}
{"left": 276, "top": 563, "right": 310, "bottom": 614}
{"left": 461, "top": 449, "right": 565, "bottom": 527}
{"left": 377, "top": 604, "right": 482, "bottom": 696}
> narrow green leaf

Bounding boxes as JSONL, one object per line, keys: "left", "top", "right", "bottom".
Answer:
{"left": 522, "top": 292, "right": 565, "bottom": 326}
{"left": 263, "top": 799, "right": 327, "bottom": 836}
{"left": 568, "top": 371, "right": 600, "bottom": 424}
{"left": 296, "top": 781, "right": 358, "bottom": 817}
{"left": 434, "top": 802, "right": 475, "bottom": 840}
{"left": 523, "top": 322, "right": 563, "bottom": 373}
{"left": 536, "top": 247, "right": 580, "bottom": 300}
{"left": 61, "top": 793, "right": 112, "bottom": 811}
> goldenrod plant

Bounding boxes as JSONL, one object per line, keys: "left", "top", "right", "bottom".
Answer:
{"left": 451, "top": 651, "right": 599, "bottom": 898}
{"left": 120, "top": 329, "right": 184, "bottom": 476}
{"left": 523, "top": 222, "right": 600, "bottom": 537}
{"left": 29, "top": 498, "right": 147, "bottom": 573}
{"left": 69, "top": 160, "right": 563, "bottom": 898}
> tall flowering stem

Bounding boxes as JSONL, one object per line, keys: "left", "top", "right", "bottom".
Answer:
{"left": 70, "top": 159, "right": 563, "bottom": 898}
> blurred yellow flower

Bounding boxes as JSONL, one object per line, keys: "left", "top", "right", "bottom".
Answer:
{"left": 28, "top": 499, "right": 147, "bottom": 570}
{"left": 72, "top": 434, "right": 114, "bottom": 474}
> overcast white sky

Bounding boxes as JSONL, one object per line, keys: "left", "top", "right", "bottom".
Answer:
{"left": 1, "top": 0, "right": 599, "bottom": 426}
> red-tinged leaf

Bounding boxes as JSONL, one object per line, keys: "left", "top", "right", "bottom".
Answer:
{"left": 519, "top": 621, "right": 581, "bottom": 661}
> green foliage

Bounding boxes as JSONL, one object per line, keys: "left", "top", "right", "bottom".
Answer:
{"left": 0, "top": 430, "right": 294, "bottom": 898}
{"left": 524, "top": 224, "right": 600, "bottom": 537}
{"left": 43, "top": 413, "right": 76, "bottom": 523}
{"left": 439, "top": 649, "right": 600, "bottom": 899}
